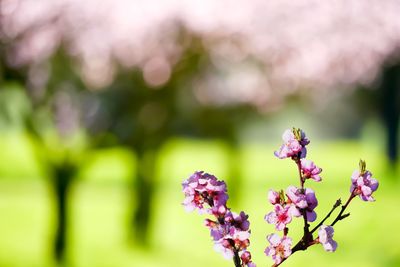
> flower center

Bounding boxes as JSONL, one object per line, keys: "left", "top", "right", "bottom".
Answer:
{"left": 278, "top": 213, "right": 288, "bottom": 222}
{"left": 276, "top": 244, "right": 286, "bottom": 259}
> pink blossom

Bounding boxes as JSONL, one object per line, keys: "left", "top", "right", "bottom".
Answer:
{"left": 182, "top": 171, "right": 228, "bottom": 213}
{"left": 268, "top": 190, "right": 281, "bottom": 205}
{"left": 205, "top": 219, "right": 224, "bottom": 241}
{"left": 350, "top": 170, "right": 379, "bottom": 201}
{"left": 264, "top": 234, "right": 292, "bottom": 265}
{"left": 214, "top": 233, "right": 250, "bottom": 259}
{"left": 318, "top": 225, "right": 337, "bottom": 252}
{"left": 214, "top": 240, "right": 235, "bottom": 259}
{"left": 206, "top": 210, "right": 252, "bottom": 259}
{"left": 240, "top": 251, "right": 256, "bottom": 267}
{"left": 265, "top": 204, "right": 292, "bottom": 231}
{"left": 300, "top": 159, "right": 322, "bottom": 182}
{"left": 225, "top": 211, "right": 250, "bottom": 231}
{"left": 304, "top": 188, "right": 318, "bottom": 222}
{"left": 274, "top": 128, "right": 309, "bottom": 159}
{"left": 240, "top": 251, "right": 251, "bottom": 263}
{"left": 206, "top": 211, "right": 250, "bottom": 242}
{"left": 274, "top": 129, "right": 301, "bottom": 159}
{"left": 210, "top": 204, "right": 228, "bottom": 217}
{"left": 286, "top": 186, "right": 307, "bottom": 209}
{"left": 286, "top": 186, "right": 318, "bottom": 222}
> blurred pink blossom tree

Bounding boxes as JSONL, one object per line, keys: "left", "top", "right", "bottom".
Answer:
{"left": 2, "top": 0, "right": 400, "bottom": 159}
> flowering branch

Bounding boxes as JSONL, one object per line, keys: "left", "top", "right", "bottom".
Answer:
{"left": 181, "top": 128, "right": 378, "bottom": 267}
{"left": 182, "top": 172, "right": 256, "bottom": 267}
{"left": 264, "top": 128, "right": 379, "bottom": 266}
{"left": 295, "top": 158, "right": 312, "bottom": 245}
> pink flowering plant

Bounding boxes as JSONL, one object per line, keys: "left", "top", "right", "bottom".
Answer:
{"left": 182, "top": 171, "right": 256, "bottom": 267}
{"left": 182, "top": 128, "right": 379, "bottom": 267}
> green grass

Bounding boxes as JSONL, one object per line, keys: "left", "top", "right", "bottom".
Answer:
{"left": 0, "top": 136, "right": 399, "bottom": 267}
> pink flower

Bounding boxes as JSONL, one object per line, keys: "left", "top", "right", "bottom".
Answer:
{"left": 214, "top": 232, "right": 250, "bottom": 259}
{"left": 265, "top": 204, "right": 292, "bottom": 231}
{"left": 182, "top": 171, "right": 228, "bottom": 213}
{"left": 205, "top": 219, "right": 224, "bottom": 241}
{"left": 210, "top": 204, "right": 228, "bottom": 217}
{"left": 268, "top": 190, "right": 281, "bottom": 205}
{"left": 206, "top": 210, "right": 252, "bottom": 259}
{"left": 224, "top": 212, "right": 251, "bottom": 248}
{"left": 304, "top": 188, "right": 318, "bottom": 222}
{"left": 182, "top": 172, "right": 255, "bottom": 265}
{"left": 225, "top": 211, "right": 250, "bottom": 232}
{"left": 274, "top": 128, "right": 309, "bottom": 159}
{"left": 207, "top": 212, "right": 250, "bottom": 242}
{"left": 318, "top": 225, "right": 337, "bottom": 252}
{"left": 350, "top": 170, "right": 379, "bottom": 202}
{"left": 286, "top": 186, "right": 307, "bottom": 209}
{"left": 265, "top": 234, "right": 292, "bottom": 265}
{"left": 240, "top": 251, "right": 256, "bottom": 267}
{"left": 286, "top": 186, "right": 318, "bottom": 222}
{"left": 214, "top": 240, "right": 235, "bottom": 259}
{"left": 300, "top": 159, "right": 322, "bottom": 182}
{"left": 240, "top": 251, "right": 251, "bottom": 263}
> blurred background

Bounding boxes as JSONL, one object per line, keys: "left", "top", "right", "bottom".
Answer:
{"left": 0, "top": 1, "right": 400, "bottom": 266}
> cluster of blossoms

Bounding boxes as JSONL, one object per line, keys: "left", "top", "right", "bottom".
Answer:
{"left": 350, "top": 160, "right": 379, "bottom": 202}
{"left": 264, "top": 128, "right": 379, "bottom": 266}
{"left": 182, "top": 171, "right": 256, "bottom": 267}
{"left": 274, "top": 128, "right": 310, "bottom": 159}
{"left": 265, "top": 186, "right": 318, "bottom": 232}
{"left": 182, "top": 128, "right": 379, "bottom": 267}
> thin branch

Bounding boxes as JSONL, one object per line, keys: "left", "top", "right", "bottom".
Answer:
{"left": 233, "top": 250, "right": 241, "bottom": 267}
{"left": 295, "top": 158, "right": 305, "bottom": 189}
{"left": 310, "top": 199, "right": 342, "bottom": 234}
{"left": 331, "top": 192, "right": 356, "bottom": 226}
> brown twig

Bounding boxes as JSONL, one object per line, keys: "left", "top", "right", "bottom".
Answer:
{"left": 331, "top": 190, "right": 356, "bottom": 226}
{"left": 310, "top": 199, "right": 342, "bottom": 234}
{"left": 233, "top": 250, "right": 241, "bottom": 267}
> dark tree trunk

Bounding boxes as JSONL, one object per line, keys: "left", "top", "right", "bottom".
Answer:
{"left": 132, "top": 148, "right": 157, "bottom": 245}
{"left": 380, "top": 64, "right": 400, "bottom": 165}
{"left": 53, "top": 161, "right": 75, "bottom": 262}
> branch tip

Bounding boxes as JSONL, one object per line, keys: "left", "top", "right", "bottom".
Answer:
{"left": 340, "top": 213, "right": 350, "bottom": 220}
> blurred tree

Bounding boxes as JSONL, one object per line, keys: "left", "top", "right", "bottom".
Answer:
{"left": 29, "top": 51, "right": 86, "bottom": 263}
{"left": 379, "top": 63, "right": 400, "bottom": 165}
{"left": 85, "top": 33, "right": 254, "bottom": 243}
{"left": 0, "top": 87, "right": 76, "bottom": 264}
{"left": 1, "top": 48, "right": 86, "bottom": 264}
{"left": 353, "top": 62, "right": 400, "bottom": 165}
{"left": 2, "top": 27, "right": 254, "bottom": 252}
{"left": 3, "top": 0, "right": 400, "bottom": 164}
